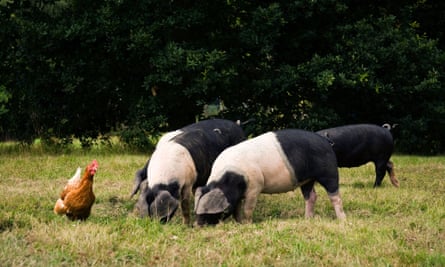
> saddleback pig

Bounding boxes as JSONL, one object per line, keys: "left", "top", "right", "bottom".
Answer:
{"left": 316, "top": 124, "right": 399, "bottom": 187}
{"left": 131, "top": 119, "right": 246, "bottom": 224}
{"left": 194, "top": 129, "right": 346, "bottom": 226}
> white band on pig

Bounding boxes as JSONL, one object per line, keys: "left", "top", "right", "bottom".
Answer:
{"left": 271, "top": 136, "right": 297, "bottom": 186}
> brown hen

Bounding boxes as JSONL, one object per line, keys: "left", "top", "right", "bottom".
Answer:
{"left": 54, "top": 160, "right": 98, "bottom": 220}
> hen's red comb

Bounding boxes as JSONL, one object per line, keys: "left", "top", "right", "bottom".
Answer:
{"left": 90, "top": 159, "right": 98, "bottom": 168}
{"left": 88, "top": 159, "right": 99, "bottom": 174}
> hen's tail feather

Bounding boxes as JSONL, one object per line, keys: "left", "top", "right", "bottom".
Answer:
{"left": 67, "top": 167, "right": 82, "bottom": 185}
{"left": 54, "top": 198, "right": 67, "bottom": 215}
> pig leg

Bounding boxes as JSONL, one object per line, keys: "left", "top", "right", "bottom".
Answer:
{"left": 328, "top": 192, "right": 346, "bottom": 220}
{"left": 386, "top": 160, "right": 399, "bottom": 187}
{"left": 316, "top": 171, "right": 345, "bottom": 219}
{"left": 181, "top": 185, "right": 192, "bottom": 225}
{"left": 374, "top": 159, "right": 389, "bottom": 187}
{"left": 234, "top": 200, "right": 244, "bottom": 223}
{"left": 242, "top": 188, "right": 262, "bottom": 223}
{"left": 300, "top": 182, "right": 317, "bottom": 218}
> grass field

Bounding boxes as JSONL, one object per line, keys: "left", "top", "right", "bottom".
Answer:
{"left": 0, "top": 143, "right": 444, "bottom": 266}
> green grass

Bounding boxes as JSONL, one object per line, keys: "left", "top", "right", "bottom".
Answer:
{"left": 1, "top": 144, "right": 444, "bottom": 266}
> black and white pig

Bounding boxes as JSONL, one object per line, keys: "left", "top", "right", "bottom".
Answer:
{"left": 316, "top": 124, "right": 399, "bottom": 187}
{"left": 194, "top": 129, "right": 346, "bottom": 226}
{"left": 131, "top": 119, "right": 246, "bottom": 224}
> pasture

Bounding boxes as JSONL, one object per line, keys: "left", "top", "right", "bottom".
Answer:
{"left": 0, "top": 143, "right": 444, "bottom": 266}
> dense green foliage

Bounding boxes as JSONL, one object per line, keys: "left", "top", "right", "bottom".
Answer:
{"left": 1, "top": 0, "right": 445, "bottom": 153}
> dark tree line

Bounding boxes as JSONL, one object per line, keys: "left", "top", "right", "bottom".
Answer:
{"left": 1, "top": 0, "right": 444, "bottom": 153}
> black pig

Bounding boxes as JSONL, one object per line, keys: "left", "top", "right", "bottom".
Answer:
{"left": 317, "top": 124, "right": 399, "bottom": 187}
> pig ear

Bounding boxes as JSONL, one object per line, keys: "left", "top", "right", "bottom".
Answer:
{"left": 322, "top": 132, "right": 335, "bottom": 146}
{"left": 195, "top": 188, "right": 229, "bottom": 215}
{"left": 194, "top": 187, "right": 203, "bottom": 212}
{"left": 150, "top": 191, "right": 179, "bottom": 220}
{"left": 130, "top": 168, "right": 147, "bottom": 198}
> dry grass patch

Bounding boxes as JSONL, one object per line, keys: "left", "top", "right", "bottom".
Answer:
{"left": 0, "top": 148, "right": 444, "bottom": 266}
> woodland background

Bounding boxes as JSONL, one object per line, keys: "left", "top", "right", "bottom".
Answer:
{"left": 1, "top": 0, "right": 444, "bottom": 154}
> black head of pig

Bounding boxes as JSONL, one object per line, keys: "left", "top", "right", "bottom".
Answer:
{"left": 194, "top": 171, "right": 247, "bottom": 226}
{"left": 194, "top": 187, "right": 231, "bottom": 225}
{"left": 150, "top": 190, "right": 179, "bottom": 223}
{"left": 135, "top": 182, "right": 180, "bottom": 223}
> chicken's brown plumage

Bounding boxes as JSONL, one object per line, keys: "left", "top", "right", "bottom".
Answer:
{"left": 54, "top": 160, "right": 98, "bottom": 220}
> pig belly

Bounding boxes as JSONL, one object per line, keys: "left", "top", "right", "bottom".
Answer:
{"left": 261, "top": 170, "right": 296, "bottom": 193}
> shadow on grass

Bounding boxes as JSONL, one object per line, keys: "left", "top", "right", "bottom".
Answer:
{"left": 93, "top": 195, "right": 137, "bottom": 221}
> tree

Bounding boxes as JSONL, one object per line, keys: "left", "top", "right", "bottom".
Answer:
{"left": 0, "top": 0, "right": 444, "bottom": 153}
